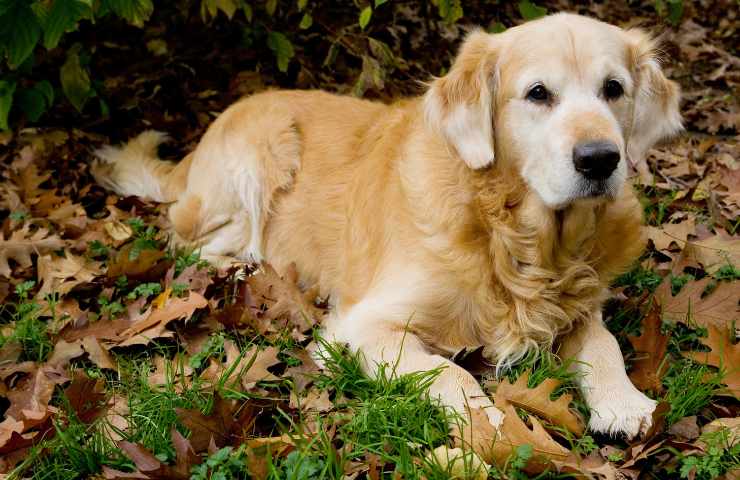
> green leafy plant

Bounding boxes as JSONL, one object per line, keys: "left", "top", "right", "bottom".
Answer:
{"left": 190, "top": 445, "right": 249, "bottom": 480}
{"left": 126, "top": 217, "right": 160, "bottom": 260}
{"left": 655, "top": 0, "right": 684, "bottom": 25}
{"left": 679, "top": 428, "right": 740, "bottom": 480}
{"left": 126, "top": 282, "right": 162, "bottom": 300}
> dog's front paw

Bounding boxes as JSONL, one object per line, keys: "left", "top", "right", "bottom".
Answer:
{"left": 588, "top": 387, "right": 657, "bottom": 439}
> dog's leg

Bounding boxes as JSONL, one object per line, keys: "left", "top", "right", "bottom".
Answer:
{"left": 324, "top": 294, "right": 505, "bottom": 429}
{"left": 559, "top": 311, "right": 656, "bottom": 439}
{"left": 167, "top": 97, "right": 302, "bottom": 263}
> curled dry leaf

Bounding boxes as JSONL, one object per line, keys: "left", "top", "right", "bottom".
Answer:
{"left": 115, "top": 429, "right": 198, "bottom": 480}
{"left": 494, "top": 371, "right": 584, "bottom": 436}
{"left": 104, "top": 220, "right": 133, "bottom": 243}
{"left": 291, "top": 389, "right": 333, "bottom": 413}
{"left": 701, "top": 417, "right": 740, "bottom": 446}
{"left": 64, "top": 372, "right": 107, "bottom": 424}
{"left": 102, "top": 395, "right": 130, "bottom": 442}
{"left": 8, "top": 160, "right": 51, "bottom": 202}
{"left": 176, "top": 394, "right": 258, "bottom": 451}
{"left": 166, "top": 264, "right": 213, "bottom": 295}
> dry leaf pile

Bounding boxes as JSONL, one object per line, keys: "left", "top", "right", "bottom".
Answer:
{"left": 0, "top": 0, "right": 738, "bottom": 478}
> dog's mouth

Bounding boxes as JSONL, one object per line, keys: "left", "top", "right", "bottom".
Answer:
{"left": 575, "top": 178, "right": 618, "bottom": 200}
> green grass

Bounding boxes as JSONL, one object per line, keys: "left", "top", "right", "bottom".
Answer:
{"left": 0, "top": 281, "right": 53, "bottom": 362}
{"left": 309, "top": 340, "right": 455, "bottom": 479}
{"left": 613, "top": 262, "right": 663, "bottom": 296}
{"left": 116, "top": 356, "right": 214, "bottom": 461}
{"left": 661, "top": 359, "right": 726, "bottom": 426}
{"left": 637, "top": 186, "right": 677, "bottom": 227}
{"left": 10, "top": 395, "right": 129, "bottom": 480}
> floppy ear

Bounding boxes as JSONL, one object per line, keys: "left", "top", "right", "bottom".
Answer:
{"left": 424, "top": 30, "right": 498, "bottom": 170}
{"left": 625, "top": 29, "right": 683, "bottom": 169}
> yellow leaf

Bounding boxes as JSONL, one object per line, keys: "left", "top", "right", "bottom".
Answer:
{"left": 153, "top": 287, "right": 172, "bottom": 309}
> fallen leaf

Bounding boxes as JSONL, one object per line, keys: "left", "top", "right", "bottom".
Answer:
{"left": 64, "top": 372, "right": 107, "bottom": 424}
{"left": 201, "top": 340, "right": 280, "bottom": 390}
{"left": 284, "top": 346, "right": 321, "bottom": 392}
{"left": 683, "top": 324, "right": 740, "bottom": 396}
{"left": 118, "top": 429, "right": 198, "bottom": 480}
{"left": 494, "top": 371, "right": 584, "bottom": 435}
{"left": 656, "top": 277, "right": 740, "bottom": 329}
{"left": 688, "top": 234, "right": 740, "bottom": 273}
{"left": 247, "top": 263, "right": 324, "bottom": 332}
{"left": 427, "top": 446, "right": 488, "bottom": 480}
{"left": 0, "top": 365, "right": 68, "bottom": 449}
{"left": 119, "top": 292, "right": 207, "bottom": 338}
{"left": 107, "top": 244, "right": 166, "bottom": 279}
{"left": 294, "top": 389, "right": 333, "bottom": 413}
{"left": 454, "top": 405, "right": 571, "bottom": 473}
{"left": 36, "top": 252, "right": 102, "bottom": 298}
{"left": 701, "top": 418, "right": 740, "bottom": 446}
{"left": 0, "top": 226, "right": 65, "bottom": 277}
{"left": 646, "top": 216, "right": 696, "bottom": 252}
{"left": 8, "top": 160, "right": 50, "bottom": 202}
{"left": 104, "top": 220, "right": 133, "bottom": 243}
{"left": 627, "top": 303, "right": 669, "bottom": 393}
{"left": 176, "top": 394, "right": 257, "bottom": 451}
{"left": 668, "top": 416, "right": 700, "bottom": 441}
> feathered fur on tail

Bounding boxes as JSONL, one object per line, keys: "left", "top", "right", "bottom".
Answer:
{"left": 92, "top": 131, "right": 186, "bottom": 203}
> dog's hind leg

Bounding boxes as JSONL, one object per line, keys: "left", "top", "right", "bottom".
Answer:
{"left": 168, "top": 97, "right": 302, "bottom": 263}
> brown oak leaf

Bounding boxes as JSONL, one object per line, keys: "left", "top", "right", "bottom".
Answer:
{"left": 0, "top": 226, "right": 65, "bottom": 278}
{"left": 656, "top": 277, "right": 740, "bottom": 329}
{"left": 454, "top": 404, "right": 571, "bottom": 474}
{"left": 683, "top": 324, "right": 740, "bottom": 397}
{"left": 494, "top": 371, "right": 585, "bottom": 436}
{"left": 627, "top": 303, "right": 669, "bottom": 393}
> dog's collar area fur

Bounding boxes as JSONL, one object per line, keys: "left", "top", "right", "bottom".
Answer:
{"left": 461, "top": 167, "right": 639, "bottom": 365}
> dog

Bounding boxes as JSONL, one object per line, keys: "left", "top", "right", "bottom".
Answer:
{"left": 93, "top": 13, "right": 682, "bottom": 439}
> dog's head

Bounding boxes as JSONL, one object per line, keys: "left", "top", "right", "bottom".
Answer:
{"left": 424, "top": 13, "right": 682, "bottom": 208}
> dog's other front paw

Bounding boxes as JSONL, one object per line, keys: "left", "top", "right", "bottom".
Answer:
{"left": 587, "top": 386, "right": 657, "bottom": 440}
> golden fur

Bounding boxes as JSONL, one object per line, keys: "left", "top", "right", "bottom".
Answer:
{"left": 93, "top": 13, "right": 682, "bottom": 438}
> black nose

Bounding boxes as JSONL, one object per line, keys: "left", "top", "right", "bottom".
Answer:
{"left": 573, "top": 141, "right": 620, "bottom": 180}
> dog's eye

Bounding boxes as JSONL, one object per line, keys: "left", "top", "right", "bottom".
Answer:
{"left": 526, "top": 84, "right": 550, "bottom": 103}
{"left": 603, "top": 79, "right": 624, "bottom": 101}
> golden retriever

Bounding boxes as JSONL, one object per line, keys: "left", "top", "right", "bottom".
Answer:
{"left": 93, "top": 13, "right": 682, "bottom": 439}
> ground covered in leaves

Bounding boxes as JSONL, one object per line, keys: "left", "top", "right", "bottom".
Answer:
{"left": 0, "top": 0, "right": 739, "bottom": 479}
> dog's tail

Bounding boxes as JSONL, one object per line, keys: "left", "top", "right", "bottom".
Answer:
{"left": 92, "top": 131, "right": 190, "bottom": 203}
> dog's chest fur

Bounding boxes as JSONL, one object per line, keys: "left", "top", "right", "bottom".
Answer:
{"left": 408, "top": 170, "right": 645, "bottom": 364}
